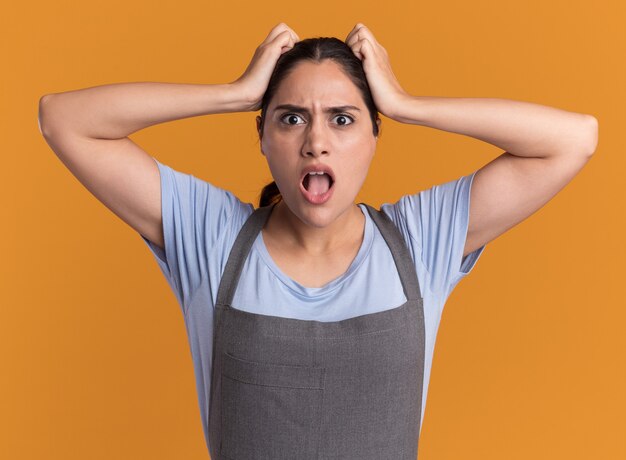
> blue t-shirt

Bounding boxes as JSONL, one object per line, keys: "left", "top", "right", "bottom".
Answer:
{"left": 140, "top": 157, "right": 487, "bottom": 452}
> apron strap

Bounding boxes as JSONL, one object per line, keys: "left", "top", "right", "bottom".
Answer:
{"left": 361, "top": 203, "right": 423, "bottom": 301}
{"left": 216, "top": 202, "right": 277, "bottom": 307}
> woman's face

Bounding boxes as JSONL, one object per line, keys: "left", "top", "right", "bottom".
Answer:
{"left": 257, "top": 59, "right": 380, "bottom": 229}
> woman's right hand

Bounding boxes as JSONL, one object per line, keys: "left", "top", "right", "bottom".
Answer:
{"left": 231, "top": 23, "right": 300, "bottom": 112}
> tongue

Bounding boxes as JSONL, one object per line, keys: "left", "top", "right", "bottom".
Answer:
{"left": 307, "top": 174, "right": 331, "bottom": 195}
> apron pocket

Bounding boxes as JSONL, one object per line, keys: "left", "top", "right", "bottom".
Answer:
{"left": 220, "top": 351, "right": 325, "bottom": 460}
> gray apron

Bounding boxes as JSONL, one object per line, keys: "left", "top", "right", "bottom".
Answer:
{"left": 208, "top": 202, "right": 426, "bottom": 460}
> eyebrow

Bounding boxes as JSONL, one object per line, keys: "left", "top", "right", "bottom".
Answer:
{"left": 272, "top": 104, "right": 361, "bottom": 114}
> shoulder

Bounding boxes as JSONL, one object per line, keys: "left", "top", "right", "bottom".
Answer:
{"left": 150, "top": 156, "right": 256, "bottom": 276}
{"left": 379, "top": 172, "right": 476, "bottom": 240}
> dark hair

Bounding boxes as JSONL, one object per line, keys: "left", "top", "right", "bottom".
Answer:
{"left": 257, "top": 37, "right": 381, "bottom": 208}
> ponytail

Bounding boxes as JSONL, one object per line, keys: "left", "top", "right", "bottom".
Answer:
{"left": 259, "top": 181, "right": 282, "bottom": 207}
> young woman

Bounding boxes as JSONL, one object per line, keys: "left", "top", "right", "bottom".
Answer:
{"left": 39, "top": 22, "right": 598, "bottom": 460}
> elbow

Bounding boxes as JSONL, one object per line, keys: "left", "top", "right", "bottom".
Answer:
{"left": 38, "top": 94, "right": 59, "bottom": 139}
{"left": 582, "top": 114, "right": 599, "bottom": 157}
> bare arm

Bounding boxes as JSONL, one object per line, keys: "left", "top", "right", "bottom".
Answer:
{"left": 39, "top": 82, "right": 252, "bottom": 140}
{"left": 391, "top": 95, "right": 599, "bottom": 257}
{"left": 38, "top": 82, "right": 252, "bottom": 250}
{"left": 39, "top": 22, "right": 300, "bottom": 253}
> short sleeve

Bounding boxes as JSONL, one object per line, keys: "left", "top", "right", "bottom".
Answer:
{"left": 138, "top": 156, "right": 252, "bottom": 315}
{"left": 393, "top": 170, "right": 486, "bottom": 296}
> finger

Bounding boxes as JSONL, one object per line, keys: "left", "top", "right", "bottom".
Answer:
{"left": 346, "top": 28, "right": 368, "bottom": 48}
{"left": 270, "top": 25, "right": 299, "bottom": 49}
{"left": 360, "top": 38, "right": 375, "bottom": 60}
{"left": 263, "top": 22, "right": 293, "bottom": 45}
{"left": 345, "top": 22, "right": 377, "bottom": 46}
{"left": 345, "top": 29, "right": 361, "bottom": 49}
{"left": 349, "top": 25, "right": 379, "bottom": 49}
{"left": 360, "top": 37, "right": 378, "bottom": 62}
{"left": 344, "top": 22, "right": 365, "bottom": 43}
{"left": 351, "top": 38, "right": 368, "bottom": 61}
{"left": 270, "top": 30, "right": 295, "bottom": 54}
{"left": 282, "top": 26, "right": 299, "bottom": 44}
{"left": 347, "top": 24, "right": 378, "bottom": 49}
{"left": 280, "top": 34, "right": 296, "bottom": 54}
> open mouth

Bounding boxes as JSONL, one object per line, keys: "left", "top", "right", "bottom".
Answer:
{"left": 300, "top": 171, "right": 335, "bottom": 205}
{"left": 302, "top": 172, "right": 334, "bottom": 195}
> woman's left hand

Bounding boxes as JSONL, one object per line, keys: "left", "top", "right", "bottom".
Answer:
{"left": 345, "top": 23, "right": 410, "bottom": 121}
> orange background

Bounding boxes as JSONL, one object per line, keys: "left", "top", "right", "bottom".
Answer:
{"left": 3, "top": 0, "right": 622, "bottom": 458}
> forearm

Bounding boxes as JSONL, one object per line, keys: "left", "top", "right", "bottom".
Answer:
{"left": 392, "top": 95, "right": 598, "bottom": 158}
{"left": 39, "top": 81, "right": 251, "bottom": 140}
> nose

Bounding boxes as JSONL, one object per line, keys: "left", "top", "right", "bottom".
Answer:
{"left": 301, "top": 116, "right": 330, "bottom": 158}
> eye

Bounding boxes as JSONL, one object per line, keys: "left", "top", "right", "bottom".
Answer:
{"left": 280, "top": 113, "right": 305, "bottom": 125}
{"left": 333, "top": 114, "right": 354, "bottom": 126}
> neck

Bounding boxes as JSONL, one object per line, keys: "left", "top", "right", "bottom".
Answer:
{"left": 266, "top": 200, "right": 365, "bottom": 256}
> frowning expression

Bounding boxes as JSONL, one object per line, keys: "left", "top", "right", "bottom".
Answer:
{"left": 256, "top": 59, "right": 380, "bottom": 228}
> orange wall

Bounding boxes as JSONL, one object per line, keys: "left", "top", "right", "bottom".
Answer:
{"left": 3, "top": 0, "right": 622, "bottom": 458}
